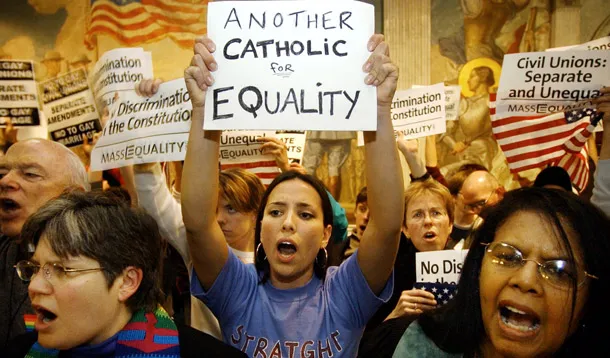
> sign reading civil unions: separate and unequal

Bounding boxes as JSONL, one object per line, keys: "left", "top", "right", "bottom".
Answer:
{"left": 494, "top": 50, "right": 610, "bottom": 119}
{"left": 204, "top": 1, "right": 376, "bottom": 131}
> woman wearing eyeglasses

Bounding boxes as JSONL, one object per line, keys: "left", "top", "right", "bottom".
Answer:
{"left": 392, "top": 187, "right": 610, "bottom": 357}
{"left": 6, "top": 191, "right": 246, "bottom": 358}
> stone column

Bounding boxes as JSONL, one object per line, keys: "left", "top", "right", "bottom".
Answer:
{"left": 383, "top": 0, "right": 431, "bottom": 89}
{"left": 551, "top": 1, "right": 581, "bottom": 47}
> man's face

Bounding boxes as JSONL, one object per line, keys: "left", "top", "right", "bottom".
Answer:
{"left": 354, "top": 201, "right": 369, "bottom": 236}
{"left": 0, "top": 141, "right": 72, "bottom": 237}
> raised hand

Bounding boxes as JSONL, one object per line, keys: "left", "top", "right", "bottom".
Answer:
{"left": 258, "top": 137, "right": 289, "bottom": 172}
{"left": 184, "top": 36, "right": 217, "bottom": 109}
{"left": 385, "top": 289, "right": 438, "bottom": 321}
{"left": 135, "top": 78, "right": 163, "bottom": 97}
{"left": 363, "top": 34, "right": 399, "bottom": 109}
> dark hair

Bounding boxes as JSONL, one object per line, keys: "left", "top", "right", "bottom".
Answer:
{"left": 254, "top": 171, "right": 333, "bottom": 282}
{"left": 446, "top": 164, "right": 488, "bottom": 196}
{"left": 418, "top": 187, "right": 610, "bottom": 356}
{"left": 534, "top": 166, "right": 573, "bottom": 192}
{"left": 219, "top": 167, "right": 265, "bottom": 213}
{"left": 20, "top": 191, "right": 165, "bottom": 313}
{"left": 356, "top": 186, "right": 368, "bottom": 206}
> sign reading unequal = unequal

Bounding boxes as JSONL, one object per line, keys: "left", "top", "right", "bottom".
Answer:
{"left": 204, "top": 0, "right": 376, "bottom": 131}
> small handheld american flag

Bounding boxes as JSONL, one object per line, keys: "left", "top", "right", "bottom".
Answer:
{"left": 413, "top": 282, "right": 458, "bottom": 306}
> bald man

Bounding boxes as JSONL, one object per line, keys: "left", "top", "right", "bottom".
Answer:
{"left": 455, "top": 170, "right": 505, "bottom": 248}
{"left": 0, "top": 139, "right": 89, "bottom": 349}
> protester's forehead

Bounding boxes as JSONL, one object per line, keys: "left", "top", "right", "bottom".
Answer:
{"left": 4, "top": 140, "right": 69, "bottom": 169}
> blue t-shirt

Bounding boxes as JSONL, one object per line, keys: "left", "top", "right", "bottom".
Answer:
{"left": 191, "top": 251, "right": 393, "bottom": 357}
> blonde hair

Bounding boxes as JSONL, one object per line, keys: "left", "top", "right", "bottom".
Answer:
{"left": 219, "top": 168, "right": 265, "bottom": 213}
{"left": 403, "top": 179, "right": 454, "bottom": 227}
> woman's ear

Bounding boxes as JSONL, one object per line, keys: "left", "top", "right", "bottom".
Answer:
{"left": 321, "top": 224, "right": 332, "bottom": 248}
{"left": 402, "top": 224, "right": 410, "bottom": 239}
{"left": 116, "top": 266, "right": 143, "bottom": 303}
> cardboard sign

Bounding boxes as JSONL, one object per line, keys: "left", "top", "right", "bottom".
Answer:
{"left": 220, "top": 130, "right": 279, "bottom": 185}
{"left": 546, "top": 36, "right": 610, "bottom": 52}
{"left": 90, "top": 79, "right": 191, "bottom": 170}
{"left": 204, "top": 1, "right": 376, "bottom": 131}
{"left": 413, "top": 84, "right": 460, "bottom": 121}
{"left": 495, "top": 50, "right": 610, "bottom": 119}
{"left": 0, "top": 60, "right": 40, "bottom": 126}
{"left": 41, "top": 68, "right": 101, "bottom": 147}
{"left": 89, "top": 48, "right": 154, "bottom": 112}
{"left": 391, "top": 83, "right": 447, "bottom": 140}
{"left": 416, "top": 249, "right": 469, "bottom": 285}
{"left": 546, "top": 37, "right": 609, "bottom": 132}
{"left": 275, "top": 130, "right": 305, "bottom": 162}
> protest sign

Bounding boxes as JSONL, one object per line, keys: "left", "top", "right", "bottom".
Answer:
{"left": 90, "top": 79, "right": 191, "bottom": 171}
{"left": 413, "top": 84, "right": 460, "bottom": 121}
{"left": 391, "top": 83, "right": 447, "bottom": 140}
{"left": 0, "top": 60, "right": 40, "bottom": 127}
{"left": 89, "top": 48, "right": 153, "bottom": 113}
{"left": 546, "top": 37, "right": 608, "bottom": 132}
{"left": 204, "top": 1, "right": 376, "bottom": 131}
{"left": 40, "top": 68, "right": 101, "bottom": 147}
{"left": 276, "top": 130, "right": 305, "bottom": 163}
{"left": 494, "top": 50, "right": 610, "bottom": 119}
{"left": 416, "top": 250, "right": 469, "bottom": 285}
{"left": 220, "top": 130, "right": 279, "bottom": 185}
{"left": 561, "top": 36, "right": 610, "bottom": 52}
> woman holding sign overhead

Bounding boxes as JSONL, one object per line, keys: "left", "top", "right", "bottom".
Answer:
{"left": 182, "top": 33, "right": 403, "bottom": 357}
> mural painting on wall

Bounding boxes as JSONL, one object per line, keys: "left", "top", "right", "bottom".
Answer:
{"left": 0, "top": 0, "right": 207, "bottom": 162}
{"left": 431, "top": 0, "right": 551, "bottom": 188}
{"left": 0, "top": 0, "right": 379, "bottom": 208}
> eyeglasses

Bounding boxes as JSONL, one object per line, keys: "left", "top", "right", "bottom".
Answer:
{"left": 14, "top": 260, "right": 106, "bottom": 283}
{"left": 462, "top": 191, "right": 494, "bottom": 213}
{"left": 483, "top": 242, "right": 598, "bottom": 289}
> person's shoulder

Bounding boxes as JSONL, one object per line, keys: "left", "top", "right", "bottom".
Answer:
{"left": 177, "top": 323, "right": 247, "bottom": 358}
{"left": 5, "top": 331, "right": 38, "bottom": 358}
{"left": 393, "top": 321, "right": 461, "bottom": 358}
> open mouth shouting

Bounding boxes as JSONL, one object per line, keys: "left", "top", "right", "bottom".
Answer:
{"left": 498, "top": 302, "right": 541, "bottom": 338}
{"left": 0, "top": 197, "right": 21, "bottom": 219}
{"left": 422, "top": 231, "right": 437, "bottom": 241}
{"left": 33, "top": 304, "right": 58, "bottom": 331}
{"left": 276, "top": 240, "right": 297, "bottom": 263}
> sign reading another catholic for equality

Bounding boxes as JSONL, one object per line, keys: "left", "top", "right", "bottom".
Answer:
{"left": 416, "top": 250, "right": 469, "bottom": 285}
{"left": 494, "top": 50, "right": 610, "bottom": 119}
{"left": 391, "top": 83, "right": 447, "bottom": 140}
{"left": 204, "top": 0, "right": 376, "bottom": 131}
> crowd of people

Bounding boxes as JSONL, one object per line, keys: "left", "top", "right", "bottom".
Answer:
{"left": 0, "top": 33, "right": 609, "bottom": 358}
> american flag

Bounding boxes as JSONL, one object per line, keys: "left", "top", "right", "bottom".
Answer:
{"left": 220, "top": 161, "right": 281, "bottom": 186}
{"left": 489, "top": 93, "right": 602, "bottom": 192}
{"left": 85, "top": 0, "right": 208, "bottom": 50}
{"left": 412, "top": 282, "right": 458, "bottom": 306}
